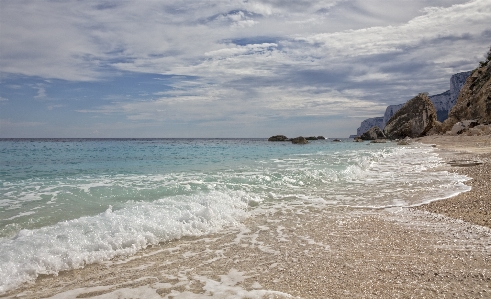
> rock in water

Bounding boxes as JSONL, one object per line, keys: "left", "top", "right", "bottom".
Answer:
{"left": 268, "top": 135, "right": 289, "bottom": 141}
{"left": 291, "top": 136, "right": 308, "bottom": 144}
{"left": 384, "top": 93, "right": 437, "bottom": 139}
{"left": 360, "top": 126, "right": 386, "bottom": 140}
{"left": 443, "top": 61, "right": 491, "bottom": 132}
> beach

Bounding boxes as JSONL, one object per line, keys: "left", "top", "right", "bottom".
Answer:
{"left": 415, "top": 135, "right": 491, "bottom": 229}
{"left": 3, "top": 136, "right": 491, "bottom": 299}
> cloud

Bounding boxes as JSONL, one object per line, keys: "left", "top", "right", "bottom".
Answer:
{"left": 34, "top": 86, "right": 47, "bottom": 99}
{"left": 3, "top": 0, "right": 485, "bottom": 81}
{"left": 1, "top": 0, "right": 490, "bottom": 137}
{"left": 47, "top": 104, "right": 64, "bottom": 111}
{"left": 0, "top": 96, "right": 8, "bottom": 102}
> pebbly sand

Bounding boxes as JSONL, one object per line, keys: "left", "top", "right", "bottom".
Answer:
{"left": 4, "top": 135, "right": 491, "bottom": 299}
{"left": 415, "top": 135, "right": 491, "bottom": 229}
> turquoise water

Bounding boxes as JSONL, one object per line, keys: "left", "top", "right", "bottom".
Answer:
{"left": 0, "top": 138, "right": 470, "bottom": 293}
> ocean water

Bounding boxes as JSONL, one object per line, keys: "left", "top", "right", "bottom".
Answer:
{"left": 0, "top": 138, "right": 470, "bottom": 294}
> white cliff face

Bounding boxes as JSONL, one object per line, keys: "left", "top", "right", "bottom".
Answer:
{"left": 429, "top": 90, "right": 451, "bottom": 122}
{"left": 450, "top": 71, "right": 472, "bottom": 108}
{"left": 354, "top": 71, "right": 471, "bottom": 137}
{"left": 356, "top": 117, "right": 384, "bottom": 136}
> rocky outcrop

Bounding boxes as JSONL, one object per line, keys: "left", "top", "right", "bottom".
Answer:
{"left": 268, "top": 135, "right": 289, "bottom": 141}
{"left": 317, "top": 136, "right": 326, "bottom": 140}
{"left": 443, "top": 62, "right": 491, "bottom": 132}
{"left": 448, "top": 120, "right": 479, "bottom": 135}
{"left": 291, "top": 136, "right": 308, "bottom": 144}
{"left": 383, "top": 104, "right": 404, "bottom": 128}
{"left": 360, "top": 126, "right": 386, "bottom": 140}
{"left": 306, "top": 136, "right": 318, "bottom": 140}
{"left": 356, "top": 117, "right": 384, "bottom": 136}
{"left": 384, "top": 93, "right": 437, "bottom": 139}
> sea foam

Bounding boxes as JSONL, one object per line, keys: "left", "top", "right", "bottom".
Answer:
{"left": 0, "top": 190, "right": 253, "bottom": 294}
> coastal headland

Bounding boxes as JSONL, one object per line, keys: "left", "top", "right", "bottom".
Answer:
{"left": 5, "top": 136, "right": 491, "bottom": 299}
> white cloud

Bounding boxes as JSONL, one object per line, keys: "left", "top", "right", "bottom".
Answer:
{"left": 34, "top": 86, "right": 47, "bottom": 99}
{"left": 3, "top": 0, "right": 486, "bottom": 81}
{"left": 1, "top": 0, "right": 490, "bottom": 137}
{"left": 47, "top": 104, "right": 64, "bottom": 111}
{"left": 0, "top": 96, "right": 8, "bottom": 102}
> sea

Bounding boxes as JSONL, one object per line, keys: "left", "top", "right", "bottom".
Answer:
{"left": 0, "top": 138, "right": 471, "bottom": 294}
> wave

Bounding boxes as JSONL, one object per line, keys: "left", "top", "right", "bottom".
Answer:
{"left": 0, "top": 190, "right": 255, "bottom": 294}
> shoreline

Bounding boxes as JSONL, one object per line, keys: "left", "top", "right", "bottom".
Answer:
{"left": 415, "top": 135, "right": 491, "bottom": 229}
{"left": 4, "top": 135, "right": 491, "bottom": 298}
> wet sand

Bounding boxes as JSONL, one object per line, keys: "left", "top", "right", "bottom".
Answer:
{"left": 4, "top": 135, "right": 491, "bottom": 299}
{"left": 415, "top": 135, "right": 491, "bottom": 228}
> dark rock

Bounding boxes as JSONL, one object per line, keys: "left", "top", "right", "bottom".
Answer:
{"left": 291, "top": 136, "right": 308, "bottom": 144}
{"left": 384, "top": 93, "right": 437, "bottom": 139}
{"left": 317, "top": 136, "right": 326, "bottom": 140}
{"left": 370, "top": 139, "right": 387, "bottom": 143}
{"left": 268, "top": 135, "right": 289, "bottom": 141}
{"left": 360, "top": 126, "right": 386, "bottom": 140}
{"left": 306, "top": 136, "right": 318, "bottom": 140}
{"left": 332, "top": 139, "right": 341, "bottom": 142}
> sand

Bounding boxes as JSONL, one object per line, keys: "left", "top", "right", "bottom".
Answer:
{"left": 4, "top": 135, "right": 491, "bottom": 299}
{"left": 415, "top": 135, "right": 491, "bottom": 228}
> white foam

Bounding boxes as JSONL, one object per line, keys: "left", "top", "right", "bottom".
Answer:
{"left": 5, "top": 211, "right": 36, "bottom": 221}
{"left": 44, "top": 269, "right": 296, "bottom": 299}
{"left": 0, "top": 191, "right": 253, "bottom": 294}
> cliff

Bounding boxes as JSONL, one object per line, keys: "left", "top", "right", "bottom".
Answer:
{"left": 356, "top": 117, "right": 384, "bottom": 136}
{"left": 450, "top": 71, "right": 473, "bottom": 108}
{"left": 355, "top": 71, "right": 471, "bottom": 136}
{"left": 429, "top": 90, "right": 452, "bottom": 122}
{"left": 443, "top": 61, "right": 491, "bottom": 131}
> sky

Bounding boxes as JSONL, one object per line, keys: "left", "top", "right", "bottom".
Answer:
{"left": 1, "top": 0, "right": 490, "bottom": 138}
